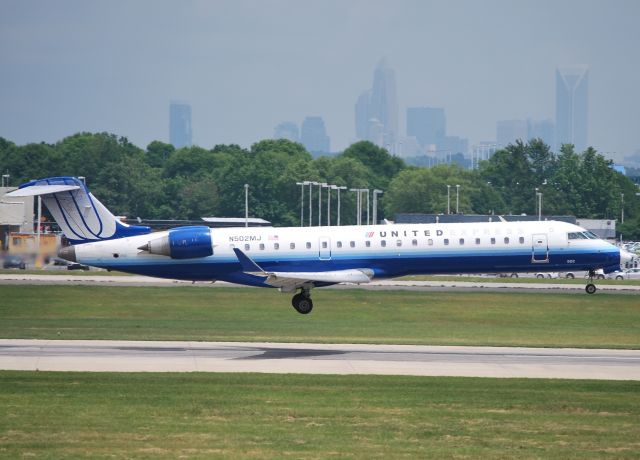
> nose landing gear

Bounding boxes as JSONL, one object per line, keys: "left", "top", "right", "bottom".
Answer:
{"left": 292, "top": 287, "right": 313, "bottom": 314}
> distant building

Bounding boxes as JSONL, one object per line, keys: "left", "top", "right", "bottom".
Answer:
{"left": 556, "top": 66, "right": 588, "bottom": 152}
{"left": 471, "top": 142, "right": 498, "bottom": 169}
{"left": 407, "top": 107, "right": 446, "bottom": 150}
{"left": 169, "top": 101, "right": 192, "bottom": 148}
{"left": 273, "top": 122, "right": 299, "bottom": 142}
{"left": 527, "top": 119, "right": 555, "bottom": 148}
{"left": 442, "top": 136, "right": 469, "bottom": 156}
{"left": 300, "top": 116, "right": 330, "bottom": 154}
{"left": 355, "top": 58, "right": 398, "bottom": 147}
{"left": 496, "top": 119, "right": 528, "bottom": 147}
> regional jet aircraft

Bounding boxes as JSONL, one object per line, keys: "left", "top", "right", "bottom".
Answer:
{"left": 5, "top": 177, "right": 633, "bottom": 314}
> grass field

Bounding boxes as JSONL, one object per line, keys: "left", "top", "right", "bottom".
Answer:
{"left": 0, "top": 371, "right": 638, "bottom": 458}
{"left": 1, "top": 285, "right": 639, "bottom": 348}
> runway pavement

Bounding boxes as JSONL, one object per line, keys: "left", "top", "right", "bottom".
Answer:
{"left": 2, "top": 273, "right": 640, "bottom": 293}
{"left": 1, "top": 339, "right": 639, "bottom": 380}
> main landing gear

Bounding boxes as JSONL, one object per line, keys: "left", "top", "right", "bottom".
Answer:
{"left": 585, "top": 269, "right": 598, "bottom": 295}
{"left": 291, "top": 287, "right": 313, "bottom": 314}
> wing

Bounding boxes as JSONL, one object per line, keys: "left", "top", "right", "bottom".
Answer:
{"left": 233, "top": 248, "right": 373, "bottom": 292}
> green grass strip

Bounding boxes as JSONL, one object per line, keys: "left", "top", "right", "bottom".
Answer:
{"left": 0, "top": 371, "right": 639, "bottom": 459}
{"left": 0, "top": 285, "right": 639, "bottom": 348}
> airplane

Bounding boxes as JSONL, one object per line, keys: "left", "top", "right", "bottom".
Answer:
{"left": 5, "top": 176, "right": 634, "bottom": 314}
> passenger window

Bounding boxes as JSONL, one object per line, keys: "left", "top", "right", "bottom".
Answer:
{"left": 396, "top": 240, "right": 402, "bottom": 247}
{"left": 365, "top": 241, "right": 371, "bottom": 247}
{"left": 350, "top": 241, "right": 355, "bottom": 248}
{"left": 244, "top": 244, "right": 250, "bottom": 251}
{"left": 306, "top": 242, "right": 311, "bottom": 249}
{"left": 519, "top": 237, "right": 525, "bottom": 244}
{"left": 274, "top": 243, "right": 279, "bottom": 250}
{"left": 475, "top": 238, "right": 480, "bottom": 245}
{"left": 504, "top": 237, "right": 509, "bottom": 244}
{"left": 290, "top": 243, "right": 295, "bottom": 249}
{"left": 444, "top": 239, "right": 449, "bottom": 246}
{"left": 337, "top": 241, "right": 342, "bottom": 248}
{"left": 428, "top": 239, "right": 433, "bottom": 246}
{"left": 459, "top": 238, "right": 464, "bottom": 245}
{"left": 259, "top": 243, "right": 265, "bottom": 250}
{"left": 381, "top": 240, "right": 387, "bottom": 247}
{"left": 412, "top": 239, "right": 417, "bottom": 246}
{"left": 491, "top": 238, "right": 496, "bottom": 245}
{"left": 322, "top": 242, "right": 328, "bottom": 249}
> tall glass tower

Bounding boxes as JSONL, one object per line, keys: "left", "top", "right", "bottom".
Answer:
{"left": 354, "top": 58, "right": 398, "bottom": 148}
{"left": 169, "top": 101, "right": 192, "bottom": 148}
{"left": 555, "top": 66, "right": 588, "bottom": 152}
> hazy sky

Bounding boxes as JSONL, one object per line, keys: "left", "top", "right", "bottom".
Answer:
{"left": 1, "top": 0, "right": 639, "bottom": 160}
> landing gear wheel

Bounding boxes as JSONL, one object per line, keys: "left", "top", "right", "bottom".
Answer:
{"left": 585, "top": 283, "right": 597, "bottom": 295}
{"left": 291, "top": 293, "right": 313, "bottom": 314}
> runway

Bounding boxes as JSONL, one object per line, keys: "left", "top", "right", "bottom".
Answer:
{"left": 1, "top": 339, "right": 639, "bottom": 380}
{"left": 2, "top": 273, "right": 640, "bottom": 293}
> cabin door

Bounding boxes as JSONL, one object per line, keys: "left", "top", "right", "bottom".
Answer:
{"left": 318, "top": 237, "right": 332, "bottom": 260}
{"left": 531, "top": 234, "right": 549, "bottom": 263}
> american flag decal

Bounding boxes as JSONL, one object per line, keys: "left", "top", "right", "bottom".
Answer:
{"left": 365, "top": 232, "right": 374, "bottom": 238}
{"left": 268, "top": 235, "right": 279, "bottom": 241}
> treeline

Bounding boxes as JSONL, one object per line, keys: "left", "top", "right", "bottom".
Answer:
{"left": 0, "top": 133, "right": 638, "bottom": 238}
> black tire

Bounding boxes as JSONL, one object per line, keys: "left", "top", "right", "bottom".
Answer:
{"left": 616, "top": 275, "right": 624, "bottom": 280}
{"left": 597, "top": 274, "right": 605, "bottom": 280}
{"left": 510, "top": 273, "right": 518, "bottom": 278}
{"left": 585, "top": 283, "right": 597, "bottom": 294}
{"left": 566, "top": 273, "right": 575, "bottom": 279}
{"left": 292, "top": 293, "right": 313, "bottom": 314}
{"left": 536, "top": 274, "right": 544, "bottom": 279}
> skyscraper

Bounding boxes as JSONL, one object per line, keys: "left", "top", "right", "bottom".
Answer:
{"left": 274, "top": 122, "right": 299, "bottom": 142}
{"left": 407, "top": 107, "right": 446, "bottom": 149}
{"left": 300, "top": 116, "right": 330, "bottom": 154}
{"left": 169, "top": 101, "right": 192, "bottom": 148}
{"left": 354, "top": 58, "right": 398, "bottom": 147}
{"left": 555, "top": 66, "right": 588, "bottom": 152}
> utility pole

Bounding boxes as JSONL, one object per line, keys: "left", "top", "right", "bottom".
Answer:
{"left": 244, "top": 184, "right": 249, "bottom": 227}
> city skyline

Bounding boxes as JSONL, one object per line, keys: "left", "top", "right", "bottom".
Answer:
{"left": 1, "top": 1, "right": 639, "bottom": 161}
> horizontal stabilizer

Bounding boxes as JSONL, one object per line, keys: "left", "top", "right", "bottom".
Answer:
{"left": 4, "top": 184, "right": 80, "bottom": 197}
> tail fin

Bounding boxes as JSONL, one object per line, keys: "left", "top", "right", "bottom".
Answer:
{"left": 4, "top": 176, "right": 150, "bottom": 244}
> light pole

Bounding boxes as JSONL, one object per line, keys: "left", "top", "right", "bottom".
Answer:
{"left": 244, "top": 184, "right": 249, "bottom": 227}
{"left": 318, "top": 183, "right": 326, "bottom": 226}
{"left": 373, "top": 189, "right": 383, "bottom": 225}
{"left": 621, "top": 193, "right": 624, "bottom": 224}
{"left": 1, "top": 174, "right": 9, "bottom": 187}
{"left": 334, "top": 186, "right": 347, "bottom": 226}
{"left": 455, "top": 184, "right": 460, "bottom": 214}
{"left": 309, "top": 182, "right": 317, "bottom": 226}
{"left": 296, "top": 181, "right": 306, "bottom": 227}
{"left": 364, "top": 189, "right": 370, "bottom": 225}
{"left": 446, "top": 185, "right": 451, "bottom": 215}
{"left": 350, "top": 188, "right": 361, "bottom": 225}
{"left": 323, "top": 184, "right": 332, "bottom": 226}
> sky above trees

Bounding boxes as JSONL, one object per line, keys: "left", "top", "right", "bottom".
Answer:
{"left": 1, "top": 0, "right": 639, "bottom": 160}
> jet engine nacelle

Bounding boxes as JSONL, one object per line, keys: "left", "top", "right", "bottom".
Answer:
{"left": 140, "top": 226, "right": 213, "bottom": 259}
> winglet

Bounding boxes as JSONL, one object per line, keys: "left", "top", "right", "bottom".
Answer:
{"left": 233, "top": 248, "right": 266, "bottom": 274}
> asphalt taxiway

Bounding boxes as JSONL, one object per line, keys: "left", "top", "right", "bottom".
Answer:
{"left": 1, "top": 339, "right": 639, "bottom": 380}
{"left": 1, "top": 273, "right": 640, "bottom": 294}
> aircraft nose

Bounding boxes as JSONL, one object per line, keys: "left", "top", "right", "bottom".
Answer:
{"left": 620, "top": 249, "right": 635, "bottom": 265}
{"left": 58, "top": 245, "right": 76, "bottom": 262}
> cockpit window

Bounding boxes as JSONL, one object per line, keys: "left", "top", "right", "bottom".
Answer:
{"left": 584, "top": 231, "right": 598, "bottom": 240}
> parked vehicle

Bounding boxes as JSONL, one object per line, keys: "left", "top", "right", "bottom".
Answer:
{"left": 2, "top": 255, "right": 26, "bottom": 269}
{"left": 608, "top": 268, "right": 640, "bottom": 280}
{"left": 535, "top": 272, "right": 559, "bottom": 279}
{"left": 562, "top": 269, "right": 605, "bottom": 280}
